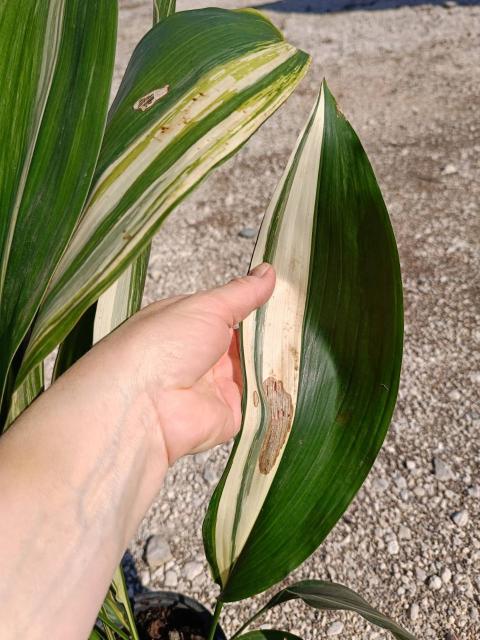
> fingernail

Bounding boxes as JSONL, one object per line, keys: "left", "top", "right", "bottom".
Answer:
{"left": 249, "top": 262, "right": 271, "bottom": 278}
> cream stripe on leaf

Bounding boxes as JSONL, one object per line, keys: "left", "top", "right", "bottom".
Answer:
{"left": 0, "top": 0, "right": 117, "bottom": 423}
{"left": 17, "top": 8, "right": 310, "bottom": 387}
{"left": 203, "top": 81, "right": 403, "bottom": 602}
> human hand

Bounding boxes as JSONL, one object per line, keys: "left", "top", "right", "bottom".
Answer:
{"left": 0, "top": 263, "right": 274, "bottom": 639}
{"left": 99, "top": 262, "right": 275, "bottom": 464}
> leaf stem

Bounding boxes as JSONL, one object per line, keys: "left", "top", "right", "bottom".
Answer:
{"left": 230, "top": 604, "right": 267, "bottom": 640}
{"left": 207, "top": 599, "right": 224, "bottom": 640}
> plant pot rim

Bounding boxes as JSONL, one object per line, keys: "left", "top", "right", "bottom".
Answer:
{"left": 134, "top": 590, "right": 227, "bottom": 640}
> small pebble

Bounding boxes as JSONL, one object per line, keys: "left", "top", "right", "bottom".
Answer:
{"left": 164, "top": 570, "right": 178, "bottom": 588}
{"left": 399, "top": 525, "right": 412, "bottom": 540}
{"left": 374, "top": 478, "right": 389, "bottom": 492}
{"left": 238, "top": 227, "right": 257, "bottom": 239}
{"left": 448, "top": 389, "right": 461, "bottom": 401}
{"left": 387, "top": 539, "right": 400, "bottom": 555}
{"left": 409, "top": 602, "right": 420, "bottom": 621}
{"left": 183, "top": 561, "right": 203, "bottom": 582}
{"left": 415, "top": 567, "right": 427, "bottom": 583}
{"left": 428, "top": 575, "right": 442, "bottom": 590}
{"left": 433, "top": 457, "right": 454, "bottom": 481}
{"left": 441, "top": 567, "right": 452, "bottom": 584}
{"left": 326, "top": 621, "right": 344, "bottom": 636}
{"left": 442, "top": 163, "right": 458, "bottom": 175}
{"left": 145, "top": 535, "right": 173, "bottom": 569}
{"left": 451, "top": 509, "right": 469, "bottom": 527}
{"left": 468, "top": 485, "right": 480, "bottom": 498}
{"left": 203, "top": 466, "right": 218, "bottom": 486}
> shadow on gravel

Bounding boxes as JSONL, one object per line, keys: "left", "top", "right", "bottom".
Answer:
{"left": 257, "top": 0, "right": 479, "bottom": 12}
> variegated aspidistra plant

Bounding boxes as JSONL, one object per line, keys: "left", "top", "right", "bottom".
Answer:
{"left": 0, "top": 0, "right": 414, "bottom": 639}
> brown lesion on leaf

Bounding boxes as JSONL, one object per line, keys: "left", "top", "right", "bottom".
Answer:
{"left": 133, "top": 85, "right": 170, "bottom": 112}
{"left": 258, "top": 376, "right": 293, "bottom": 475}
{"left": 253, "top": 390, "right": 259, "bottom": 407}
{"left": 122, "top": 230, "right": 133, "bottom": 241}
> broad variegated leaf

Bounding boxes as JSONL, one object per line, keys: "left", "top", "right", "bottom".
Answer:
{"left": 203, "top": 81, "right": 403, "bottom": 601}
{"left": 0, "top": 0, "right": 117, "bottom": 415}
{"left": 16, "top": 8, "right": 310, "bottom": 386}
{"left": 88, "top": 0, "right": 168, "bottom": 370}
{"left": 232, "top": 581, "right": 415, "bottom": 640}
{"left": 5, "top": 365, "right": 44, "bottom": 429}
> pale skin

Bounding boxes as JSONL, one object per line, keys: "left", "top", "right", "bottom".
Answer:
{"left": 0, "top": 262, "right": 275, "bottom": 640}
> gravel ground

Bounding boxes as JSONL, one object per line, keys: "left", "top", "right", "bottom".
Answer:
{"left": 115, "top": 1, "right": 480, "bottom": 638}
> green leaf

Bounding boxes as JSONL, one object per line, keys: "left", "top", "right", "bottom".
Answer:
{"left": 96, "top": 567, "right": 139, "bottom": 640}
{"left": 203, "top": 81, "right": 403, "bottom": 601}
{"left": 237, "top": 631, "right": 303, "bottom": 640}
{"left": 233, "top": 581, "right": 415, "bottom": 640}
{"left": 0, "top": 0, "right": 117, "bottom": 410}
{"left": 17, "top": 8, "right": 310, "bottom": 387}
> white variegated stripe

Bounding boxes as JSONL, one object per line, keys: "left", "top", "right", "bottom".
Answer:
{"left": 93, "top": 264, "right": 135, "bottom": 343}
{"left": 213, "top": 90, "right": 325, "bottom": 584}
{"left": 23, "top": 51, "right": 308, "bottom": 367}
{"left": 0, "top": 0, "right": 65, "bottom": 300}
{"left": 51, "top": 42, "right": 296, "bottom": 280}
{"left": 5, "top": 364, "right": 44, "bottom": 428}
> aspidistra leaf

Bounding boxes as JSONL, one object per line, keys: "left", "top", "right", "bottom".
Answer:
{"left": 203, "top": 81, "right": 403, "bottom": 600}
{"left": 0, "top": 0, "right": 117, "bottom": 408}
{"left": 234, "top": 581, "right": 415, "bottom": 640}
{"left": 17, "top": 8, "right": 310, "bottom": 385}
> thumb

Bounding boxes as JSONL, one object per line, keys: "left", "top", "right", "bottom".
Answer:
{"left": 205, "top": 262, "right": 276, "bottom": 327}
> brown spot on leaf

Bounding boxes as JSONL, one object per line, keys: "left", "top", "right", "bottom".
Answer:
{"left": 133, "top": 85, "right": 169, "bottom": 112}
{"left": 258, "top": 377, "right": 293, "bottom": 474}
{"left": 253, "top": 390, "right": 259, "bottom": 407}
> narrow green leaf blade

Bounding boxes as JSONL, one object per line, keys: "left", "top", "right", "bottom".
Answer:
{"left": 153, "top": 0, "right": 176, "bottom": 23}
{"left": 242, "top": 581, "right": 415, "bottom": 640}
{"left": 0, "top": 0, "right": 117, "bottom": 408}
{"left": 18, "top": 8, "right": 310, "bottom": 385}
{"left": 203, "top": 82, "right": 403, "bottom": 600}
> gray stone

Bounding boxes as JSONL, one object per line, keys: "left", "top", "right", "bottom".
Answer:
{"left": 183, "top": 561, "right": 203, "bottom": 582}
{"left": 451, "top": 510, "right": 469, "bottom": 527}
{"left": 145, "top": 535, "right": 173, "bottom": 569}
{"left": 164, "top": 570, "right": 178, "bottom": 588}
{"left": 399, "top": 525, "right": 412, "bottom": 540}
{"left": 442, "top": 163, "right": 458, "bottom": 175}
{"left": 467, "top": 485, "right": 480, "bottom": 498}
{"left": 387, "top": 539, "right": 400, "bottom": 555}
{"left": 326, "top": 621, "right": 344, "bottom": 636}
{"left": 409, "top": 602, "right": 420, "bottom": 621}
{"left": 433, "top": 457, "right": 454, "bottom": 481}
{"left": 374, "top": 478, "right": 389, "bottom": 492}
{"left": 428, "top": 575, "right": 442, "bottom": 590}
{"left": 203, "top": 466, "right": 219, "bottom": 486}
{"left": 238, "top": 227, "right": 257, "bottom": 239}
{"left": 415, "top": 567, "right": 427, "bottom": 583}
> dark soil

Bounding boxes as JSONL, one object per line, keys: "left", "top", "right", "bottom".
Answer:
{"left": 135, "top": 604, "right": 211, "bottom": 640}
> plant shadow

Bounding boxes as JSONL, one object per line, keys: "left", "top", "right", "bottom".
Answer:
{"left": 256, "top": 0, "right": 479, "bottom": 13}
